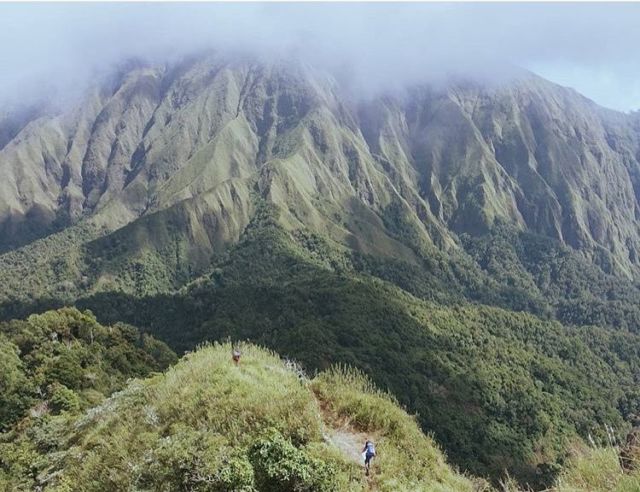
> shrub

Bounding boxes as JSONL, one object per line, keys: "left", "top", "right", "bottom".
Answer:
{"left": 0, "top": 337, "right": 32, "bottom": 428}
{"left": 249, "top": 428, "right": 339, "bottom": 492}
{"left": 48, "top": 383, "right": 81, "bottom": 414}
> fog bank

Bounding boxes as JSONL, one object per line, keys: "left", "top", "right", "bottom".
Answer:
{"left": 1, "top": 3, "right": 639, "bottom": 111}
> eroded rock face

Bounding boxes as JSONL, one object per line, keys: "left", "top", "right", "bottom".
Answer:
{"left": 2, "top": 54, "right": 640, "bottom": 276}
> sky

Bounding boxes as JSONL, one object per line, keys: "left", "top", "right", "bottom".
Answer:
{"left": 0, "top": 2, "right": 639, "bottom": 112}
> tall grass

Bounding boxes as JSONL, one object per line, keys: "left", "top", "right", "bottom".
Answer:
{"left": 311, "top": 365, "right": 479, "bottom": 492}
{"left": 553, "top": 446, "right": 640, "bottom": 492}
{"left": 23, "top": 343, "right": 476, "bottom": 491}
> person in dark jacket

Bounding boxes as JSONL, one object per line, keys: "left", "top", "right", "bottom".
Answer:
{"left": 362, "top": 439, "right": 376, "bottom": 475}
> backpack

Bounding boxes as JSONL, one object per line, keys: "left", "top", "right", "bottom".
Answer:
{"left": 366, "top": 442, "right": 376, "bottom": 455}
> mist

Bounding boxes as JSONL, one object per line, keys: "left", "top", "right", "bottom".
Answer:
{"left": 1, "top": 2, "right": 640, "bottom": 111}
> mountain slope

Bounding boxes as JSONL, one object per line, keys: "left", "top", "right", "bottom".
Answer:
{"left": 0, "top": 341, "right": 476, "bottom": 492}
{"left": 362, "top": 76, "right": 640, "bottom": 276}
{"left": 32, "top": 220, "right": 635, "bottom": 488}
{"left": 4, "top": 54, "right": 640, "bottom": 488}
{"left": 2, "top": 56, "right": 640, "bottom": 300}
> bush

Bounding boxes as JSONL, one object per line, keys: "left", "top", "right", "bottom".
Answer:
{"left": 0, "top": 337, "right": 32, "bottom": 428}
{"left": 249, "top": 428, "right": 339, "bottom": 492}
{"left": 211, "top": 454, "right": 256, "bottom": 492}
{"left": 0, "top": 308, "right": 176, "bottom": 428}
{"left": 48, "top": 383, "right": 80, "bottom": 414}
{"left": 141, "top": 425, "right": 256, "bottom": 491}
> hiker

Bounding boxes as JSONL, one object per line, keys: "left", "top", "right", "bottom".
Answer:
{"left": 232, "top": 347, "right": 241, "bottom": 366}
{"left": 362, "top": 439, "right": 376, "bottom": 475}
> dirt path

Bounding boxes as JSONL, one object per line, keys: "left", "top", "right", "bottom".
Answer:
{"left": 325, "top": 424, "right": 368, "bottom": 465}
{"left": 313, "top": 394, "right": 376, "bottom": 489}
{"left": 313, "top": 394, "right": 368, "bottom": 465}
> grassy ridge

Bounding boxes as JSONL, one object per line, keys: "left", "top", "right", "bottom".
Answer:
{"left": 1, "top": 342, "right": 476, "bottom": 491}
{"left": 311, "top": 367, "right": 477, "bottom": 491}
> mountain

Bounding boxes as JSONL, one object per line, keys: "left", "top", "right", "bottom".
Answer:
{"left": 3, "top": 54, "right": 640, "bottom": 314}
{"left": 2, "top": 53, "right": 640, "bottom": 488}
{"left": 2, "top": 55, "right": 640, "bottom": 274}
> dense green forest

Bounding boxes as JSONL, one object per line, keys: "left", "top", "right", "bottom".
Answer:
{"left": 0, "top": 217, "right": 627, "bottom": 488}
{"left": 0, "top": 308, "right": 176, "bottom": 430}
{"left": 461, "top": 223, "right": 640, "bottom": 331}
{"left": 4, "top": 203, "right": 640, "bottom": 336}
{"left": 2, "top": 206, "right": 640, "bottom": 488}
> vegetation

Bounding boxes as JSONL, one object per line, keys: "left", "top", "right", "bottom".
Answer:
{"left": 3, "top": 56, "right": 640, "bottom": 491}
{"left": 27, "top": 218, "right": 628, "bottom": 488}
{"left": 2, "top": 309, "right": 640, "bottom": 491}
{"left": 0, "top": 342, "right": 475, "bottom": 491}
{"left": 3, "top": 201, "right": 640, "bottom": 488}
{"left": 552, "top": 446, "right": 640, "bottom": 492}
{"left": 311, "top": 366, "right": 480, "bottom": 491}
{"left": 462, "top": 222, "right": 640, "bottom": 331}
{"left": 0, "top": 308, "right": 176, "bottom": 431}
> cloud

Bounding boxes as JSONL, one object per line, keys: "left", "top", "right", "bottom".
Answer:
{"left": 0, "top": 3, "right": 639, "bottom": 111}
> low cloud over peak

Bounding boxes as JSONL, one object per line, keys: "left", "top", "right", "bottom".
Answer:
{"left": 1, "top": 3, "right": 639, "bottom": 111}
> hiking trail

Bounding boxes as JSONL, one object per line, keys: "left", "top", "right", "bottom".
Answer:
{"left": 312, "top": 392, "right": 376, "bottom": 489}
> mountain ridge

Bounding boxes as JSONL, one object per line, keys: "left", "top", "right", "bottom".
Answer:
{"left": 2, "top": 55, "right": 640, "bottom": 276}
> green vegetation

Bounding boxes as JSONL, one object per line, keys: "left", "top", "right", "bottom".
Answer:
{"left": 3, "top": 202, "right": 640, "bottom": 488}
{"left": 3, "top": 309, "right": 640, "bottom": 491}
{"left": 462, "top": 223, "right": 640, "bottom": 331}
{"left": 552, "top": 447, "right": 640, "bottom": 492}
{"left": 0, "top": 307, "right": 176, "bottom": 431}
{"left": 0, "top": 342, "right": 475, "bottom": 492}
{"left": 3, "top": 56, "right": 640, "bottom": 491}
{"left": 311, "top": 367, "right": 479, "bottom": 491}
{"left": 44, "top": 218, "right": 634, "bottom": 488}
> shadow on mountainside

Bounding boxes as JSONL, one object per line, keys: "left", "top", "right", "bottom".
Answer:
{"left": 4, "top": 275, "right": 639, "bottom": 490}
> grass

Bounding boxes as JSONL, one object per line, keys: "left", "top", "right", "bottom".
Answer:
{"left": 496, "top": 446, "right": 640, "bottom": 492}
{"left": 6, "top": 342, "right": 475, "bottom": 491}
{"left": 311, "top": 365, "right": 481, "bottom": 492}
{"left": 553, "top": 447, "right": 640, "bottom": 492}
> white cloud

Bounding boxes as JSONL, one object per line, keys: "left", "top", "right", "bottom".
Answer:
{"left": 0, "top": 3, "right": 639, "bottom": 111}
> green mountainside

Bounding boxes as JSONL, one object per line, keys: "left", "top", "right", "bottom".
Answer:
{"left": 3, "top": 55, "right": 640, "bottom": 279}
{"left": 71, "top": 218, "right": 640, "bottom": 487}
{"left": 3, "top": 54, "right": 640, "bottom": 489}
{"left": 3, "top": 212, "right": 640, "bottom": 488}
{"left": 1, "top": 332, "right": 476, "bottom": 492}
